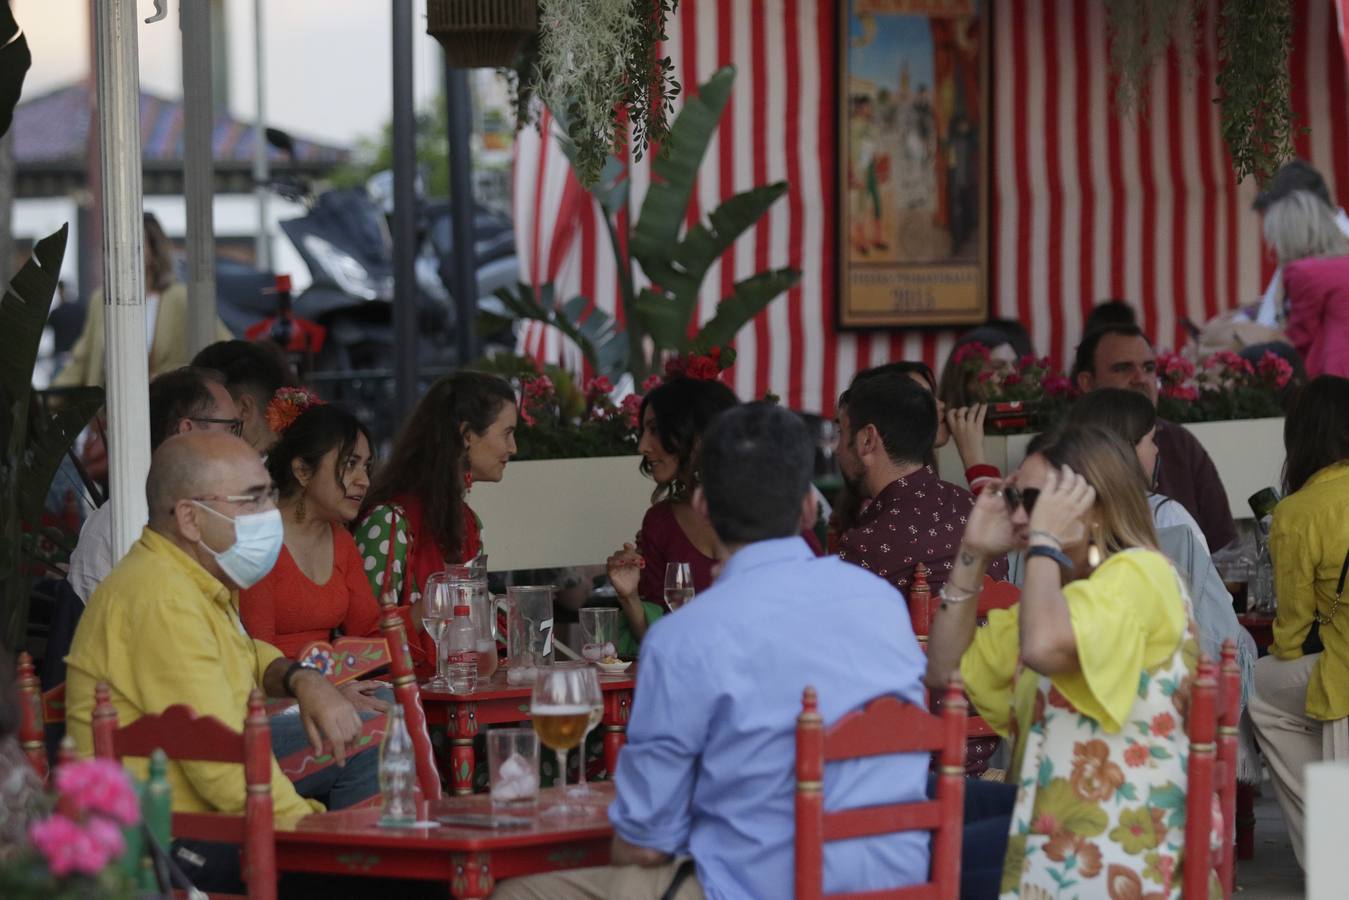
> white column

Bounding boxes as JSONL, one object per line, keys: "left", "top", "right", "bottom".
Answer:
{"left": 181, "top": 0, "right": 218, "bottom": 353}
{"left": 252, "top": 0, "right": 271, "bottom": 270}
{"left": 94, "top": 0, "right": 151, "bottom": 560}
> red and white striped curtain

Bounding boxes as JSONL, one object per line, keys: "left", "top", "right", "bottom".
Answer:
{"left": 514, "top": 0, "right": 1349, "bottom": 416}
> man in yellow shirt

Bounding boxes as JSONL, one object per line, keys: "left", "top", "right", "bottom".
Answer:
{"left": 66, "top": 430, "right": 374, "bottom": 891}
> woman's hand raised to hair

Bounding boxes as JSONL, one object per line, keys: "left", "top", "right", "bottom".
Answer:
{"left": 961, "top": 479, "right": 1017, "bottom": 559}
{"left": 946, "top": 404, "right": 988, "bottom": 469}
{"left": 1028, "top": 465, "right": 1096, "bottom": 549}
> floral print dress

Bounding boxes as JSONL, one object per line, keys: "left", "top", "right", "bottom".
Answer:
{"left": 961, "top": 549, "right": 1212, "bottom": 899}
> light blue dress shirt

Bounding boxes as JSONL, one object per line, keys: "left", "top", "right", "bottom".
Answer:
{"left": 608, "top": 536, "right": 931, "bottom": 900}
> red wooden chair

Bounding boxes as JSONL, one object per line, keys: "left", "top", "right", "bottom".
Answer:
{"left": 16, "top": 651, "right": 47, "bottom": 780}
{"left": 91, "top": 684, "right": 277, "bottom": 900}
{"left": 378, "top": 596, "right": 442, "bottom": 801}
{"left": 293, "top": 636, "right": 391, "bottom": 686}
{"left": 795, "top": 678, "right": 968, "bottom": 900}
{"left": 1181, "top": 640, "right": 1240, "bottom": 900}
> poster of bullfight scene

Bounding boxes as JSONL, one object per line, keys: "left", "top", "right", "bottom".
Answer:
{"left": 838, "top": 0, "right": 989, "bottom": 328}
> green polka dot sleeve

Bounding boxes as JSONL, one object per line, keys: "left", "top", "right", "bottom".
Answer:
{"left": 354, "top": 503, "right": 415, "bottom": 604}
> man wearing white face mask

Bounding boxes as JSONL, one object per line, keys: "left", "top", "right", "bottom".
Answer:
{"left": 65, "top": 431, "right": 377, "bottom": 892}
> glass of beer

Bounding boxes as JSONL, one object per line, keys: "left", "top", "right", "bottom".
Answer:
{"left": 531, "top": 666, "right": 593, "bottom": 817}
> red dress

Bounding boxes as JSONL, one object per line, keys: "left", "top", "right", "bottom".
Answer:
{"left": 239, "top": 524, "right": 383, "bottom": 658}
{"left": 635, "top": 501, "right": 823, "bottom": 604}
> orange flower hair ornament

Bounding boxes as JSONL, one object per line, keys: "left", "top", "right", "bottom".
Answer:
{"left": 266, "top": 386, "right": 325, "bottom": 436}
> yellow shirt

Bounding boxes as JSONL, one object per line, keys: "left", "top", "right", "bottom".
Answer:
{"left": 961, "top": 549, "right": 1188, "bottom": 755}
{"left": 65, "top": 527, "right": 322, "bottom": 826}
{"left": 1269, "top": 461, "right": 1349, "bottom": 720}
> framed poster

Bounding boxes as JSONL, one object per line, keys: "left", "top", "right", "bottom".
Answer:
{"left": 837, "top": 0, "right": 989, "bottom": 328}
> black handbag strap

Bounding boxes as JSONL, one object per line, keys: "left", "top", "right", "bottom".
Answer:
{"left": 1338, "top": 546, "right": 1349, "bottom": 599}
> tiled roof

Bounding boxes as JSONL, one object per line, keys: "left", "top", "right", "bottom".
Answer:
{"left": 14, "top": 82, "right": 348, "bottom": 169}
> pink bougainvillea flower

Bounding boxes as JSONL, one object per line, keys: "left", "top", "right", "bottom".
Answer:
{"left": 685, "top": 356, "right": 721, "bottom": 380}
{"left": 54, "top": 758, "right": 140, "bottom": 827}
{"left": 619, "top": 394, "right": 643, "bottom": 428}
{"left": 641, "top": 374, "right": 663, "bottom": 393}
{"left": 1257, "top": 351, "right": 1293, "bottom": 389}
{"left": 584, "top": 376, "right": 614, "bottom": 397}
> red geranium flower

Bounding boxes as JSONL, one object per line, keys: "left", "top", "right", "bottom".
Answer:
{"left": 686, "top": 356, "right": 721, "bottom": 380}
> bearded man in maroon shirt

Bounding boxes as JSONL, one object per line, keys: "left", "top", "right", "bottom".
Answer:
{"left": 835, "top": 371, "right": 1008, "bottom": 595}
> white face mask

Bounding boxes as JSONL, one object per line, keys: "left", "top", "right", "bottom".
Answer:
{"left": 193, "top": 503, "right": 284, "bottom": 589}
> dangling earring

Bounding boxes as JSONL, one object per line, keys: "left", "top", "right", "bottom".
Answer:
{"left": 294, "top": 493, "right": 306, "bottom": 524}
{"left": 1086, "top": 524, "right": 1103, "bottom": 568}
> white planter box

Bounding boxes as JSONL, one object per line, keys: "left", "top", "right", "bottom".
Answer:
{"left": 936, "top": 417, "right": 1284, "bottom": 519}
{"left": 469, "top": 456, "right": 651, "bottom": 572}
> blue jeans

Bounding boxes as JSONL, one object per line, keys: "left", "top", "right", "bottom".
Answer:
{"left": 927, "top": 775, "right": 1016, "bottom": 900}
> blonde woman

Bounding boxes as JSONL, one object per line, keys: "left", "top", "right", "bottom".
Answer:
{"left": 54, "top": 213, "right": 232, "bottom": 387}
{"left": 926, "top": 426, "right": 1202, "bottom": 899}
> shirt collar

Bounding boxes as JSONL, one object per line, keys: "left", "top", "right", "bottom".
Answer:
{"left": 869, "top": 465, "right": 939, "bottom": 510}
{"left": 138, "top": 526, "right": 235, "bottom": 610}
{"left": 718, "top": 536, "right": 815, "bottom": 582}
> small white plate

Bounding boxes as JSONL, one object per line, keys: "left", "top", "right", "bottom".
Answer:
{"left": 596, "top": 660, "right": 632, "bottom": 676}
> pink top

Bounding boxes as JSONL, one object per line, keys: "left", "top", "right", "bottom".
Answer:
{"left": 634, "top": 501, "right": 824, "bottom": 605}
{"left": 1284, "top": 255, "right": 1349, "bottom": 378}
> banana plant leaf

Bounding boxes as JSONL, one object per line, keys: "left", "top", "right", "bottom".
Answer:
{"left": 628, "top": 65, "right": 736, "bottom": 284}
{"left": 493, "top": 283, "right": 629, "bottom": 378}
{"left": 694, "top": 268, "right": 802, "bottom": 350}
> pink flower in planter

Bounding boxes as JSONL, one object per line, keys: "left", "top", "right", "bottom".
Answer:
{"left": 953, "top": 342, "right": 990, "bottom": 366}
{"left": 1161, "top": 383, "right": 1199, "bottom": 402}
{"left": 620, "top": 394, "right": 643, "bottom": 428}
{"left": 1257, "top": 351, "right": 1293, "bottom": 389}
{"left": 1204, "top": 350, "right": 1254, "bottom": 376}
{"left": 1043, "top": 374, "right": 1074, "bottom": 397}
{"left": 30, "top": 814, "right": 116, "bottom": 877}
{"left": 641, "top": 374, "right": 663, "bottom": 393}
{"left": 54, "top": 758, "right": 139, "bottom": 826}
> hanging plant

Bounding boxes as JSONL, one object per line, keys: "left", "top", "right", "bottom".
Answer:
{"left": 1103, "top": 0, "right": 1294, "bottom": 184}
{"left": 505, "top": 0, "right": 680, "bottom": 188}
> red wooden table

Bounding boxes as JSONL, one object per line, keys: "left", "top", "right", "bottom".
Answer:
{"left": 421, "top": 670, "right": 636, "bottom": 794}
{"left": 275, "top": 783, "right": 616, "bottom": 897}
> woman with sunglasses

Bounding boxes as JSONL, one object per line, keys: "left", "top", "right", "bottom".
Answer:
{"left": 927, "top": 425, "right": 1201, "bottom": 899}
{"left": 238, "top": 392, "right": 389, "bottom": 712}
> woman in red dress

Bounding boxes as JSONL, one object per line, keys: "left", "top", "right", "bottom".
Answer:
{"left": 238, "top": 394, "right": 387, "bottom": 711}
{"left": 355, "top": 372, "right": 518, "bottom": 678}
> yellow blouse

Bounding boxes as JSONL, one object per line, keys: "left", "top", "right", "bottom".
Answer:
{"left": 961, "top": 549, "right": 1187, "bottom": 744}
{"left": 1269, "top": 461, "right": 1349, "bottom": 720}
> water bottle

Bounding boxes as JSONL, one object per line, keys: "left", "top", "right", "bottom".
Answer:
{"left": 444, "top": 603, "right": 479, "bottom": 694}
{"left": 1247, "top": 488, "right": 1281, "bottom": 615}
{"left": 379, "top": 705, "right": 417, "bottom": 827}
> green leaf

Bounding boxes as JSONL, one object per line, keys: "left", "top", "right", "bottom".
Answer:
{"left": 1149, "top": 746, "right": 1173, "bottom": 761}
{"left": 1038, "top": 755, "right": 1054, "bottom": 788}
{"left": 694, "top": 267, "right": 800, "bottom": 350}
{"left": 632, "top": 286, "right": 690, "bottom": 352}
{"left": 630, "top": 66, "right": 737, "bottom": 284}
{"left": 1116, "top": 782, "right": 1138, "bottom": 802}
{"left": 1147, "top": 782, "right": 1186, "bottom": 810}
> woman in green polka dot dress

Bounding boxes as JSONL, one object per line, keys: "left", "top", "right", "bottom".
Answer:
{"left": 355, "top": 372, "right": 518, "bottom": 679}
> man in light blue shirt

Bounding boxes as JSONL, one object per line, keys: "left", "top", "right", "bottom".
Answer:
{"left": 497, "top": 403, "right": 931, "bottom": 900}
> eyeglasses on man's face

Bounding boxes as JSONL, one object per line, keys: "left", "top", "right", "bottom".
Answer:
{"left": 191, "top": 417, "right": 245, "bottom": 437}
{"left": 191, "top": 486, "right": 280, "bottom": 513}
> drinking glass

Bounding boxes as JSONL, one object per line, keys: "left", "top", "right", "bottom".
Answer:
{"left": 530, "top": 666, "right": 592, "bottom": 817}
{"left": 566, "top": 667, "right": 604, "bottom": 798}
{"left": 422, "top": 572, "right": 454, "bottom": 690}
{"left": 579, "top": 608, "right": 619, "bottom": 661}
{"left": 488, "top": 728, "right": 540, "bottom": 813}
{"left": 664, "top": 562, "right": 694, "bottom": 611}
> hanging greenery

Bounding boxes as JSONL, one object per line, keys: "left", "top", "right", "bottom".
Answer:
{"left": 506, "top": 0, "right": 680, "bottom": 188}
{"left": 1103, "top": 0, "right": 1294, "bottom": 184}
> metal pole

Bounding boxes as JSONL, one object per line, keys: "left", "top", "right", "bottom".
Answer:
{"left": 252, "top": 0, "right": 270, "bottom": 270}
{"left": 93, "top": 0, "right": 151, "bottom": 561}
{"left": 445, "top": 65, "right": 478, "bottom": 367}
{"left": 181, "top": 0, "right": 218, "bottom": 354}
{"left": 391, "top": 0, "right": 417, "bottom": 419}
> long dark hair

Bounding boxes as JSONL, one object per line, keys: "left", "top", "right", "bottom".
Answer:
{"left": 363, "top": 371, "right": 516, "bottom": 560}
{"left": 267, "top": 404, "right": 372, "bottom": 505}
{"left": 1282, "top": 375, "right": 1349, "bottom": 495}
{"left": 639, "top": 378, "right": 738, "bottom": 503}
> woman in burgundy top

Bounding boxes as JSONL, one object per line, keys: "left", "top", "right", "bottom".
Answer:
{"left": 239, "top": 395, "right": 387, "bottom": 711}
{"left": 607, "top": 378, "right": 822, "bottom": 652}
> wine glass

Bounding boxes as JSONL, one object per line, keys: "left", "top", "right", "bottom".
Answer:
{"left": 531, "top": 666, "right": 592, "bottom": 817}
{"left": 565, "top": 667, "right": 604, "bottom": 798}
{"left": 422, "top": 572, "right": 453, "bottom": 690}
{"left": 664, "top": 562, "right": 694, "bottom": 611}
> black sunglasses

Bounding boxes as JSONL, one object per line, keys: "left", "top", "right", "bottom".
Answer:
{"left": 190, "top": 416, "right": 244, "bottom": 437}
{"left": 1003, "top": 486, "right": 1040, "bottom": 516}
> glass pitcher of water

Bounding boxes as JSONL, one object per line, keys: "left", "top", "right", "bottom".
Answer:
{"left": 445, "top": 560, "right": 499, "bottom": 681}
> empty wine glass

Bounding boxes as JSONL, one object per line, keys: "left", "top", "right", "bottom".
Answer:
{"left": 664, "top": 562, "right": 694, "bottom": 611}
{"left": 566, "top": 667, "right": 604, "bottom": 798}
{"left": 422, "top": 572, "right": 454, "bottom": 690}
{"left": 531, "top": 666, "right": 592, "bottom": 818}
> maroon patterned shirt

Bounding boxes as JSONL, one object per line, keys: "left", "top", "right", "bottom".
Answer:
{"left": 837, "top": 466, "right": 1007, "bottom": 593}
